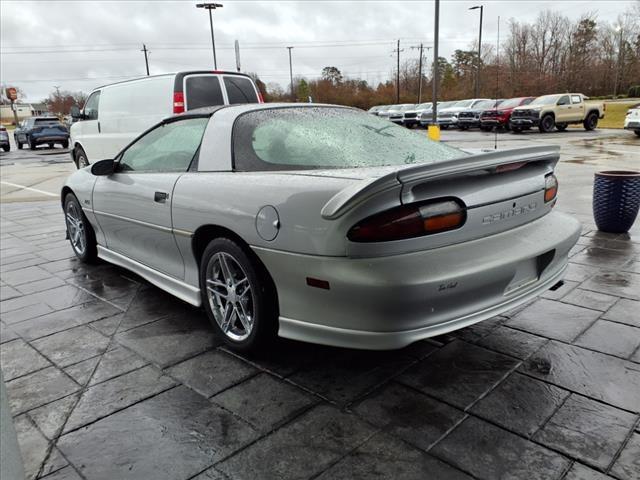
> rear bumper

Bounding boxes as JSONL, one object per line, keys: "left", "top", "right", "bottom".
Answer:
{"left": 32, "top": 134, "right": 69, "bottom": 144}
{"left": 254, "top": 211, "right": 581, "bottom": 350}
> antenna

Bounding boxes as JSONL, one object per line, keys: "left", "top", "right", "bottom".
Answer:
{"left": 494, "top": 15, "right": 500, "bottom": 150}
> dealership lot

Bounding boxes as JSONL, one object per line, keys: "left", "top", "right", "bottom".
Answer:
{"left": 1, "top": 130, "right": 640, "bottom": 479}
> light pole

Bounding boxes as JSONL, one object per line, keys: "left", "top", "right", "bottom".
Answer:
{"left": 196, "top": 3, "right": 223, "bottom": 69}
{"left": 287, "top": 46, "right": 294, "bottom": 101}
{"left": 613, "top": 25, "right": 624, "bottom": 99}
{"left": 469, "top": 5, "right": 483, "bottom": 98}
{"left": 428, "top": 0, "right": 440, "bottom": 141}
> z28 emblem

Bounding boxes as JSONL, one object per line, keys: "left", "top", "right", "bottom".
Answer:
{"left": 482, "top": 202, "right": 537, "bottom": 225}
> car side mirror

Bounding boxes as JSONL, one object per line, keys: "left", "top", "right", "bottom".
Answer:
{"left": 70, "top": 106, "right": 82, "bottom": 120}
{"left": 91, "top": 159, "right": 115, "bottom": 176}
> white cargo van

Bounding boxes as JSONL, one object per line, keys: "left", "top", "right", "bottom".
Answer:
{"left": 69, "top": 70, "right": 262, "bottom": 168}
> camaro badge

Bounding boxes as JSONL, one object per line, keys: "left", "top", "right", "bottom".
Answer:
{"left": 482, "top": 202, "right": 537, "bottom": 224}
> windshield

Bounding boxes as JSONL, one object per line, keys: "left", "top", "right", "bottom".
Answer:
{"left": 34, "top": 118, "right": 62, "bottom": 126}
{"left": 498, "top": 98, "right": 526, "bottom": 109}
{"left": 233, "top": 107, "right": 466, "bottom": 171}
{"left": 453, "top": 100, "right": 473, "bottom": 108}
{"left": 416, "top": 103, "right": 432, "bottom": 109}
{"left": 530, "top": 95, "right": 562, "bottom": 106}
{"left": 474, "top": 100, "right": 495, "bottom": 110}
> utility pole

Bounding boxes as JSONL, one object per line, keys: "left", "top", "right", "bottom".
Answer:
{"left": 396, "top": 39, "right": 401, "bottom": 103}
{"left": 196, "top": 3, "right": 223, "bottom": 69}
{"left": 53, "top": 85, "right": 61, "bottom": 116}
{"left": 417, "top": 43, "right": 423, "bottom": 104}
{"left": 411, "top": 43, "right": 431, "bottom": 103}
{"left": 287, "top": 46, "right": 294, "bottom": 101}
{"left": 469, "top": 5, "right": 484, "bottom": 97}
{"left": 141, "top": 44, "right": 150, "bottom": 76}
{"left": 429, "top": 0, "right": 440, "bottom": 141}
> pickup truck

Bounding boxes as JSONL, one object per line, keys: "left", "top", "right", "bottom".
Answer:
{"left": 510, "top": 93, "right": 605, "bottom": 133}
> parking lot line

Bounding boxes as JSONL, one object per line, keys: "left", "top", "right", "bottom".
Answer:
{"left": 0, "top": 180, "right": 58, "bottom": 197}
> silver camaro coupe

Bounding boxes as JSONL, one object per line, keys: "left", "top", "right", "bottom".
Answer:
{"left": 62, "top": 103, "right": 580, "bottom": 352}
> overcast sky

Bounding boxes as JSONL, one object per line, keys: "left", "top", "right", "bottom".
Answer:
{"left": 1, "top": 0, "right": 636, "bottom": 101}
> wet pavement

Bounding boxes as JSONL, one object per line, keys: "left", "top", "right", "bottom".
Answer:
{"left": 1, "top": 129, "right": 639, "bottom": 479}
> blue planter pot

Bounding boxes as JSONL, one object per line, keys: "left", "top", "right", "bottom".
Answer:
{"left": 593, "top": 171, "right": 640, "bottom": 233}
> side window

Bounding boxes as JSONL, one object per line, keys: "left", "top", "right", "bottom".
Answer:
{"left": 223, "top": 76, "right": 259, "bottom": 104}
{"left": 557, "top": 95, "right": 570, "bottom": 106}
{"left": 118, "top": 117, "right": 209, "bottom": 173}
{"left": 571, "top": 95, "right": 582, "bottom": 104}
{"left": 83, "top": 91, "right": 101, "bottom": 120}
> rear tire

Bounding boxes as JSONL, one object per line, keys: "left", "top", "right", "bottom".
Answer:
{"left": 539, "top": 114, "right": 555, "bottom": 133}
{"left": 200, "top": 238, "right": 278, "bottom": 353}
{"left": 583, "top": 112, "right": 598, "bottom": 131}
{"left": 62, "top": 140, "right": 69, "bottom": 149}
{"left": 480, "top": 126, "right": 492, "bottom": 132}
{"left": 440, "top": 125, "right": 449, "bottom": 130}
{"left": 511, "top": 126, "right": 523, "bottom": 133}
{"left": 635, "top": 130, "right": 640, "bottom": 137}
{"left": 2, "top": 145, "right": 9, "bottom": 152}
{"left": 64, "top": 193, "right": 97, "bottom": 263}
{"left": 48, "top": 143, "right": 54, "bottom": 149}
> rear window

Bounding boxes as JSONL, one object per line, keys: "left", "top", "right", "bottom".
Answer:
{"left": 233, "top": 107, "right": 465, "bottom": 172}
{"left": 185, "top": 76, "right": 224, "bottom": 110}
{"left": 34, "top": 119, "right": 62, "bottom": 126}
{"left": 223, "top": 76, "right": 259, "bottom": 104}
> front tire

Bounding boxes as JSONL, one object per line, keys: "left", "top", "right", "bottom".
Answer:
{"left": 29, "top": 137, "right": 37, "bottom": 150}
{"left": 583, "top": 112, "right": 598, "bottom": 131}
{"left": 556, "top": 123, "right": 568, "bottom": 131}
{"left": 200, "top": 238, "right": 277, "bottom": 352}
{"left": 74, "top": 146, "right": 89, "bottom": 169}
{"left": 2, "top": 145, "right": 9, "bottom": 152}
{"left": 634, "top": 130, "right": 640, "bottom": 137}
{"left": 64, "top": 193, "right": 97, "bottom": 263}
{"left": 440, "top": 125, "right": 449, "bottom": 130}
{"left": 539, "top": 114, "right": 555, "bottom": 133}
{"left": 511, "top": 126, "right": 523, "bottom": 133}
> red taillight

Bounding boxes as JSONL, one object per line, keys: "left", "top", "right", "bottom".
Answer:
{"left": 173, "top": 92, "right": 185, "bottom": 114}
{"left": 348, "top": 199, "right": 466, "bottom": 243}
{"left": 545, "top": 173, "right": 558, "bottom": 203}
{"left": 257, "top": 91, "right": 264, "bottom": 103}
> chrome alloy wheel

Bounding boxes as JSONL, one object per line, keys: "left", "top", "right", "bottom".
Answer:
{"left": 66, "top": 202, "right": 86, "bottom": 255}
{"left": 205, "top": 252, "right": 254, "bottom": 341}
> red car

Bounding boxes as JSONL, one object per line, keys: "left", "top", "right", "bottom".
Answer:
{"left": 480, "top": 97, "right": 535, "bottom": 131}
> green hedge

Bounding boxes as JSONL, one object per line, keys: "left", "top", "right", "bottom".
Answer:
{"left": 628, "top": 85, "right": 640, "bottom": 98}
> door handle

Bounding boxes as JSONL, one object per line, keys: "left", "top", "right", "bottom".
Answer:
{"left": 98, "top": 121, "right": 101, "bottom": 133}
{"left": 154, "top": 191, "right": 169, "bottom": 203}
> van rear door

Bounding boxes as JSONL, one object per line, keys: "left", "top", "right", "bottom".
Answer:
{"left": 222, "top": 75, "right": 260, "bottom": 104}
{"left": 183, "top": 74, "right": 225, "bottom": 110}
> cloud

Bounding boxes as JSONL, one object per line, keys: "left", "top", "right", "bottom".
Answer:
{"left": 0, "top": 0, "right": 634, "bottom": 100}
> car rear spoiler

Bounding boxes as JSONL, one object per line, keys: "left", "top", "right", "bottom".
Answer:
{"left": 321, "top": 145, "right": 560, "bottom": 220}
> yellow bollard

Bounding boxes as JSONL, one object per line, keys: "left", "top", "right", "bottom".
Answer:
{"left": 427, "top": 124, "right": 441, "bottom": 142}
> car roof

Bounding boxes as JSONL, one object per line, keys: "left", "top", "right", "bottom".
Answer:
{"left": 171, "top": 102, "right": 357, "bottom": 122}
{"left": 94, "top": 70, "right": 252, "bottom": 91}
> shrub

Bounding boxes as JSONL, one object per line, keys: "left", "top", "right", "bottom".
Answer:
{"left": 628, "top": 85, "right": 640, "bottom": 98}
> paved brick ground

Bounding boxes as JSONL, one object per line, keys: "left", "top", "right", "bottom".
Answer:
{"left": 1, "top": 168, "right": 640, "bottom": 478}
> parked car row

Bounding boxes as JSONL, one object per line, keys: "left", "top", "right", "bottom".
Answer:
{"left": 368, "top": 93, "right": 606, "bottom": 134}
